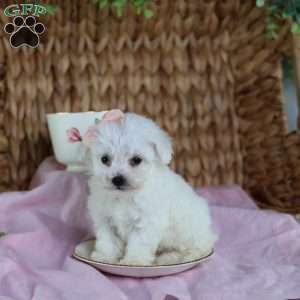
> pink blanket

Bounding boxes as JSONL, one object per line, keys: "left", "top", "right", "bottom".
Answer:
{"left": 0, "top": 157, "right": 300, "bottom": 300}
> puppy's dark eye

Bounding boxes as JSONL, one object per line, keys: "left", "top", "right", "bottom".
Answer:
{"left": 101, "top": 155, "right": 111, "bottom": 166}
{"left": 130, "top": 156, "right": 142, "bottom": 167}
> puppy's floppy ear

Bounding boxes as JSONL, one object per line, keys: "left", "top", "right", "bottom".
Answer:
{"left": 125, "top": 113, "right": 173, "bottom": 165}
{"left": 149, "top": 124, "right": 173, "bottom": 165}
{"left": 78, "top": 143, "right": 93, "bottom": 174}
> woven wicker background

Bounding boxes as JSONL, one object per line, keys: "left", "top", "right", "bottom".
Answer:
{"left": 0, "top": 0, "right": 299, "bottom": 213}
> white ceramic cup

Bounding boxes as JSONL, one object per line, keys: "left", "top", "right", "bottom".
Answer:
{"left": 47, "top": 111, "right": 106, "bottom": 172}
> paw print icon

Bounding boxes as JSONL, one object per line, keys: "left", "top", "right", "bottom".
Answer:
{"left": 4, "top": 16, "right": 45, "bottom": 48}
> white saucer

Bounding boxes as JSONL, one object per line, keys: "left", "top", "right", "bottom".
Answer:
{"left": 73, "top": 240, "right": 213, "bottom": 278}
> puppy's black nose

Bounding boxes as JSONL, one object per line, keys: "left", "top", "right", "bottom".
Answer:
{"left": 112, "top": 175, "right": 126, "bottom": 188}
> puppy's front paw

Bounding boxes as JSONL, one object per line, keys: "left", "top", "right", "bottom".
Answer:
{"left": 119, "top": 255, "right": 155, "bottom": 266}
{"left": 155, "top": 251, "right": 183, "bottom": 265}
{"left": 90, "top": 250, "right": 119, "bottom": 264}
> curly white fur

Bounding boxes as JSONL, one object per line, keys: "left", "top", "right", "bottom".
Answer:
{"left": 87, "top": 113, "right": 217, "bottom": 266}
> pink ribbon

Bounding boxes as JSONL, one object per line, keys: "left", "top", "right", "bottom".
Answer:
{"left": 102, "top": 109, "right": 124, "bottom": 123}
{"left": 66, "top": 109, "right": 124, "bottom": 147}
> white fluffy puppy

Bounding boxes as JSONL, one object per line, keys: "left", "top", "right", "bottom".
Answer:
{"left": 86, "top": 111, "right": 217, "bottom": 266}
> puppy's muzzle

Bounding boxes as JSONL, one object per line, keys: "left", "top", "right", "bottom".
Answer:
{"left": 111, "top": 175, "right": 127, "bottom": 189}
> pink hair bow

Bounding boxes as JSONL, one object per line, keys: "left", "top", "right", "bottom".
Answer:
{"left": 101, "top": 109, "right": 124, "bottom": 123}
{"left": 66, "top": 109, "right": 124, "bottom": 147}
